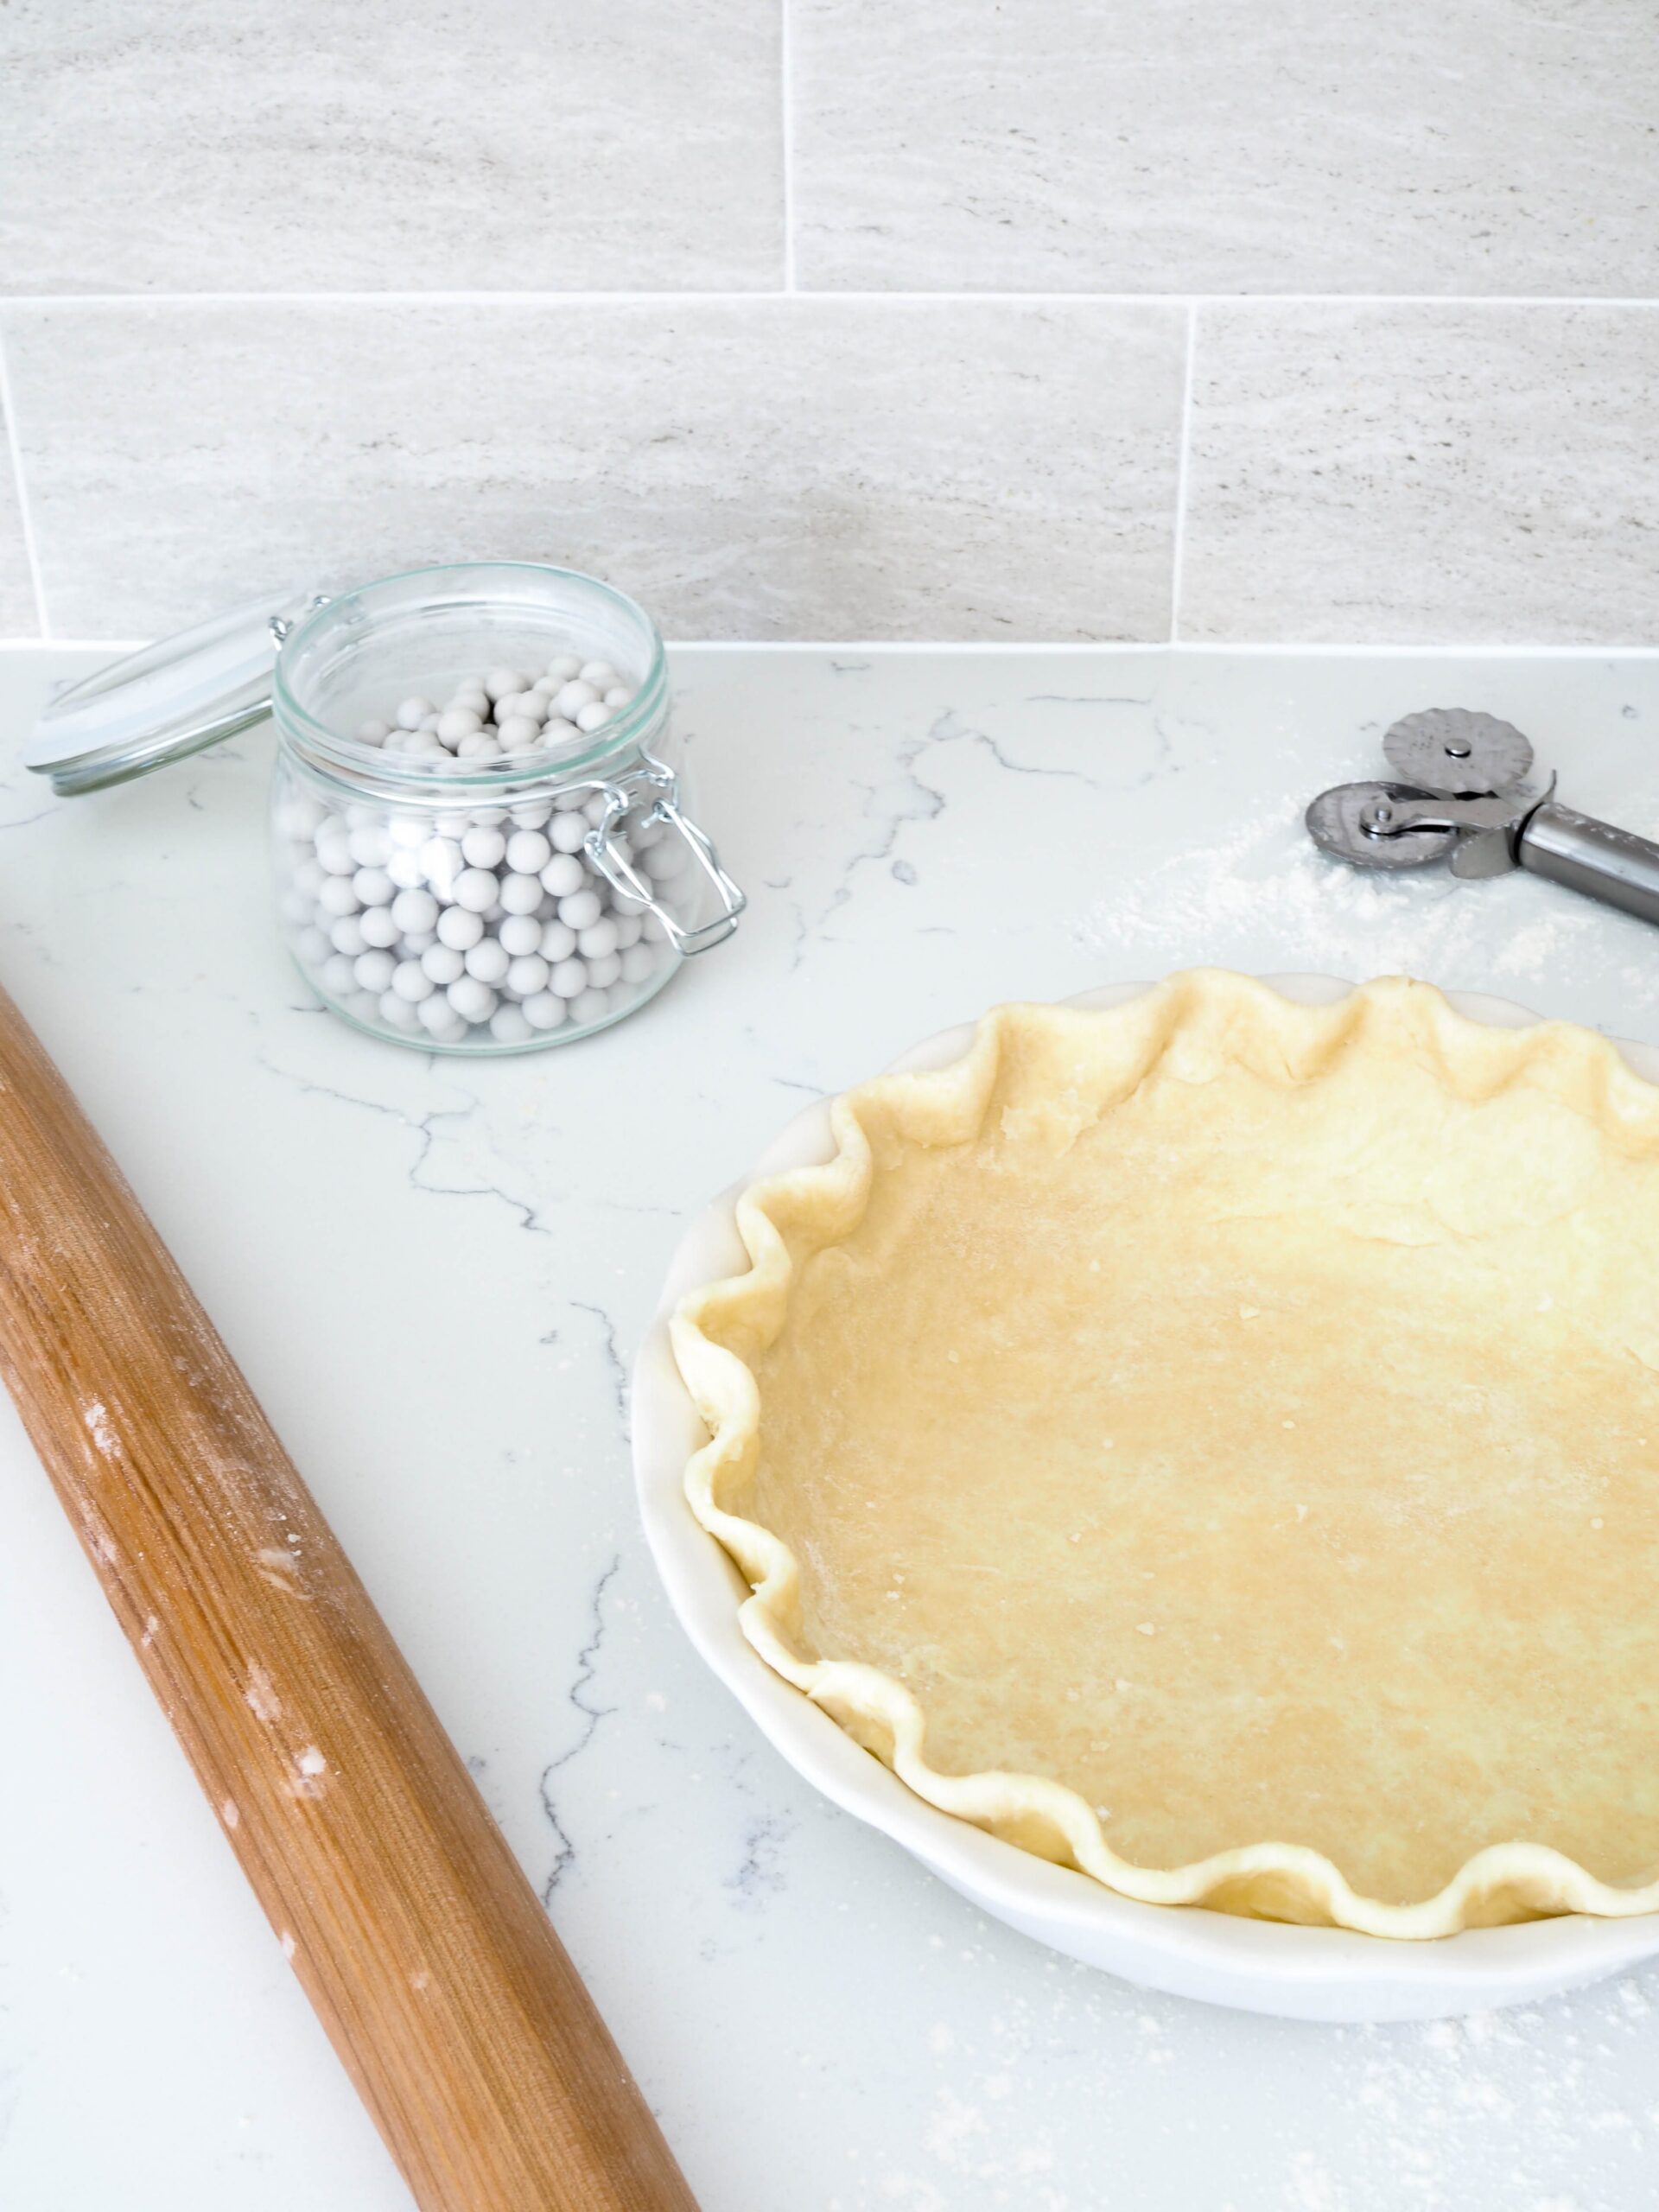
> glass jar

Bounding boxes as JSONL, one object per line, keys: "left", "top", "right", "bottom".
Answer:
{"left": 25, "top": 562, "right": 744, "bottom": 1056}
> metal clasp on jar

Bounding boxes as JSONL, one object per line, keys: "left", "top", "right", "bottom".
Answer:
{"left": 584, "top": 754, "right": 746, "bottom": 956}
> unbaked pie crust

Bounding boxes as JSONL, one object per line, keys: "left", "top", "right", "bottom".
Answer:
{"left": 672, "top": 972, "right": 1659, "bottom": 1936}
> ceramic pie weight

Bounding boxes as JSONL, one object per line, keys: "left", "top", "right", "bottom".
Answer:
{"left": 1307, "top": 708, "right": 1659, "bottom": 922}
{"left": 0, "top": 978, "right": 698, "bottom": 2212}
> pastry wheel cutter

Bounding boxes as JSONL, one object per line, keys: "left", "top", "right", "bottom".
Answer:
{"left": 1306, "top": 709, "right": 1659, "bottom": 925}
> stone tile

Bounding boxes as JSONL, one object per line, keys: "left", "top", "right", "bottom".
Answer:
{"left": 1179, "top": 303, "right": 1659, "bottom": 645}
{"left": 1, "top": 299, "right": 1185, "bottom": 641}
{"left": 0, "top": 386, "right": 36, "bottom": 635}
{"left": 792, "top": 0, "right": 1659, "bottom": 295}
{"left": 0, "top": 0, "right": 782, "bottom": 292}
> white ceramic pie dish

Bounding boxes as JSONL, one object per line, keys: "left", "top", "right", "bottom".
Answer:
{"left": 632, "top": 975, "right": 1659, "bottom": 2019}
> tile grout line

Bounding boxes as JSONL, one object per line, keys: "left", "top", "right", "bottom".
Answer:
{"left": 14, "top": 637, "right": 1659, "bottom": 658}
{"left": 0, "top": 333, "right": 49, "bottom": 639}
{"left": 1167, "top": 302, "right": 1198, "bottom": 646}
{"left": 779, "top": 0, "right": 797, "bottom": 293}
{"left": 664, "top": 638, "right": 1659, "bottom": 657}
{"left": 4, "top": 289, "right": 1659, "bottom": 310}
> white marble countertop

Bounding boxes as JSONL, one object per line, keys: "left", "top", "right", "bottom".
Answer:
{"left": 5, "top": 640, "right": 1659, "bottom": 2212}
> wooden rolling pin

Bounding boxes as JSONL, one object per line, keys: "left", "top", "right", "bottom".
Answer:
{"left": 0, "top": 980, "right": 698, "bottom": 2212}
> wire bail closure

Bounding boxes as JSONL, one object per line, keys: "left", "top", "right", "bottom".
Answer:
{"left": 585, "top": 753, "right": 747, "bottom": 956}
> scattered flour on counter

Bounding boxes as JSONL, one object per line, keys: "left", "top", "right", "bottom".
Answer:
{"left": 845, "top": 1955, "right": 1659, "bottom": 2212}
{"left": 1079, "top": 792, "right": 1628, "bottom": 999}
{"left": 925, "top": 2089, "right": 988, "bottom": 2163}
{"left": 1492, "top": 918, "right": 1569, "bottom": 977}
{"left": 1284, "top": 2155, "right": 1339, "bottom": 2211}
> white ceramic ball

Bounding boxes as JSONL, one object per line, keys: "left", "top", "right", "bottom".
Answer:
{"left": 353, "top": 949, "right": 396, "bottom": 993}
{"left": 463, "top": 937, "right": 510, "bottom": 985}
{"left": 505, "top": 954, "right": 550, "bottom": 999}
{"left": 391, "top": 887, "right": 440, "bottom": 936}
{"left": 391, "top": 959, "right": 433, "bottom": 1002}
{"left": 358, "top": 906, "right": 400, "bottom": 948}
{"left": 353, "top": 867, "right": 395, "bottom": 907}
{"left": 557, "top": 888, "right": 602, "bottom": 931}
{"left": 436, "top": 905, "right": 486, "bottom": 950}
{"left": 505, "top": 829, "right": 551, "bottom": 875}
{"left": 451, "top": 868, "right": 499, "bottom": 913}
{"left": 499, "top": 912, "right": 543, "bottom": 957}
{"left": 490, "top": 1004, "right": 534, "bottom": 1045}
{"left": 540, "top": 852, "right": 587, "bottom": 898}
{"left": 417, "top": 994, "right": 467, "bottom": 1039}
{"left": 317, "top": 876, "right": 360, "bottom": 918}
{"left": 498, "top": 872, "right": 543, "bottom": 916}
{"left": 421, "top": 943, "right": 466, "bottom": 985}
{"left": 447, "top": 976, "right": 497, "bottom": 1025}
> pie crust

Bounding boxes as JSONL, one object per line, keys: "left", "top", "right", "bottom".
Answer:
{"left": 671, "top": 972, "right": 1659, "bottom": 1936}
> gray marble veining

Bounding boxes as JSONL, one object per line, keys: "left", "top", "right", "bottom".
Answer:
{"left": 0, "top": 0, "right": 783, "bottom": 293}
{"left": 0, "top": 297, "right": 1186, "bottom": 641}
{"left": 1179, "top": 302, "right": 1659, "bottom": 645}
{"left": 792, "top": 0, "right": 1659, "bottom": 295}
{"left": 8, "top": 645, "right": 1659, "bottom": 2209}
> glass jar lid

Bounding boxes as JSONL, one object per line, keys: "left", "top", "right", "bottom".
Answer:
{"left": 22, "top": 590, "right": 322, "bottom": 795}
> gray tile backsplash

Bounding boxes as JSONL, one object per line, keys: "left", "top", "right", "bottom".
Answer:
{"left": 791, "top": 0, "right": 1659, "bottom": 297}
{"left": 1, "top": 301, "right": 1184, "bottom": 641}
{"left": 3, "top": 2, "right": 1658, "bottom": 644}
{"left": 1179, "top": 304, "right": 1659, "bottom": 645}
{"left": 0, "top": 0, "right": 783, "bottom": 294}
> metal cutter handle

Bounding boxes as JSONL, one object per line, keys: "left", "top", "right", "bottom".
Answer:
{"left": 1519, "top": 802, "right": 1659, "bottom": 928}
